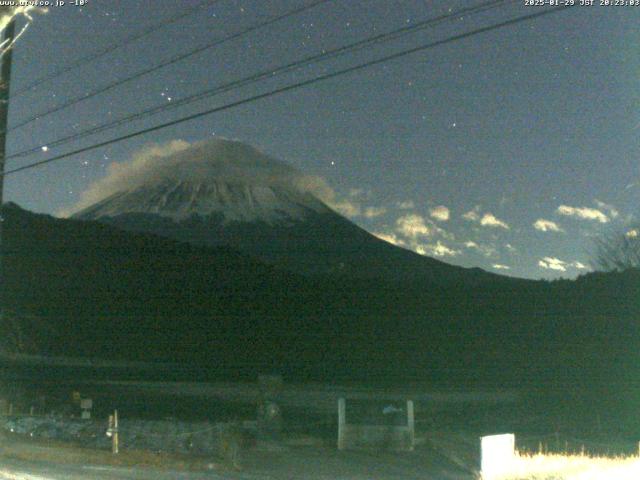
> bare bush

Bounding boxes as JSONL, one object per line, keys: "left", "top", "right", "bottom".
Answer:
{"left": 593, "top": 226, "right": 640, "bottom": 272}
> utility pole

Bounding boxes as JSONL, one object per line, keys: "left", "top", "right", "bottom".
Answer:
{"left": 0, "top": 19, "right": 15, "bottom": 307}
{"left": 0, "top": 20, "right": 15, "bottom": 195}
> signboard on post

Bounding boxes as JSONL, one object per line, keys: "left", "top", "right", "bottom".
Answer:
{"left": 80, "top": 398, "right": 92, "bottom": 419}
{"left": 337, "top": 397, "right": 415, "bottom": 451}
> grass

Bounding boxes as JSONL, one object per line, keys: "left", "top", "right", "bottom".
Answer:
{"left": 483, "top": 451, "right": 640, "bottom": 479}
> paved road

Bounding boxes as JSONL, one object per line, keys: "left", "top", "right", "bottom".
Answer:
{"left": 0, "top": 446, "right": 475, "bottom": 480}
{"left": 0, "top": 458, "right": 259, "bottom": 480}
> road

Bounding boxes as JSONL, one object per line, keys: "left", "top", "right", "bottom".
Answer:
{"left": 0, "top": 445, "right": 475, "bottom": 480}
{"left": 0, "top": 458, "right": 262, "bottom": 480}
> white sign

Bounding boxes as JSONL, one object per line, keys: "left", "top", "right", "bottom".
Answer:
{"left": 481, "top": 433, "right": 515, "bottom": 479}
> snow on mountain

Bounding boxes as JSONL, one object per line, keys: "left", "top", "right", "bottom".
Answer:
{"left": 71, "top": 137, "right": 490, "bottom": 279}
{"left": 73, "top": 138, "right": 331, "bottom": 224}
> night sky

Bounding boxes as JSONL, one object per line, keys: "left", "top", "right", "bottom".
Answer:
{"left": 3, "top": 0, "right": 638, "bottom": 279}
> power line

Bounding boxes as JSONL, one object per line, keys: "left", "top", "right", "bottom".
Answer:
{"left": 13, "top": 0, "right": 220, "bottom": 97}
{"left": 6, "top": 0, "right": 515, "bottom": 162}
{"left": 7, "top": 0, "right": 332, "bottom": 133}
{"left": 2, "top": 5, "right": 572, "bottom": 179}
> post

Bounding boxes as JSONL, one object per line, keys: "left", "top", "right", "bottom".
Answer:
{"left": 0, "top": 20, "right": 14, "bottom": 305}
{"left": 337, "top": 398, "right": 346, "bottom": 450}
{"left": 257, "top": 374, "right": 283, "bottom": 439}
{"left": 406, "top": 400, "right": 415, "bottom": 451}
{"left": 112, "top": 409, "right": 119, "bottom": 454}
{"left": 0, "top": 19, "right": 14, "bottom": 193}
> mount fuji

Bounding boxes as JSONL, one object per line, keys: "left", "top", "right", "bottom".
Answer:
{"left": 73, "top": 138, "right": 490, "bottom": 281}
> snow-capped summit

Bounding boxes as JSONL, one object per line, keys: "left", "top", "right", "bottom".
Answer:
{"left": 74, "top": 139, "right": 330, "bottom": 224}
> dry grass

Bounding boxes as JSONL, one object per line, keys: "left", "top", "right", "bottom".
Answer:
{"left": 0, "top": 432, "right": 224, "bottom": 473}
{"left": 484, "top": 451, "right": 640, "bottom": 479}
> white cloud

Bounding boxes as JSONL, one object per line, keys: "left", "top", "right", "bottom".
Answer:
{"left": 480, "top": 213, "right": 510, "bottom": 230}
{"left": 626, "top": 229, "right": 639, "bottom": 238}
{"left": 58, "top": 138, "right": 368, "bottom": 220}
{"left": 57, "top": 139, "right": 192, "bottom": 217}
{"left": 533, "top": 219, "right": 563, "bottom": 233}
{"left": 538, "top": 257, "right": 589, "bottom": 272}
{"left": 331, "top": 201, "right": 361, "bottom": 218}
{"left": 304, "top": 186, "right": 385, "bottom": 221}
{"left": 492, "top": 264, "right": 510, "bottom": 270}
{"left": 538, "top": 257, "right": 568, "bottom": 272}
{"left": 430, "top": 205, "right": 450, "bottom": 222}
{"left": 557, "top": 205, "right": 609, "bottom": 223}
{"left": 431, "top": 242, "right": 460, "bottom": 257}
{"left": 396, "top": 200, "right": 415, "bottom": 210}
{"left": 396, "top": 214, "right": 432, "bottom": 238}
{"left": 433, "top": 223, "right": 455, "bottom": 240}
{"left": 463, "top": 240, "right": 496, "bottom": 258}
{"left": 293, "top": 176, "right": 364, "bottom": 218}
{"left": 462, "top": 207, "right": 509, "bottom": 229}
{"left": 364, "top": 206, "right": 387, "bottom": 218}
{"left": 462, "top": 207, "right": 480, "bottom": 222}
{"left": 373, "top": 232, "right": 406, "bottom": 247}
{"left": 415, "top": 241, "right": 460, "bottom": 258}
{"left": 505, "top": 243, "right": 517, "bottom": 252}
{"left": 594, "top": 199, "right": 619, "bottom": 219}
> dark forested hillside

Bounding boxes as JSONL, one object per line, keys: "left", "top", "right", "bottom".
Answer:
{"left": 2, "top": 203, "right": 639, "bottom": 409}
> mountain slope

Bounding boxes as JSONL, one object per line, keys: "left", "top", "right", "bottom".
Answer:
{"left": 5, "top": 203, "right": 640, "bottom": 393}
{"left": 72, "top": 138, "right": 494, "bottom": 281}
